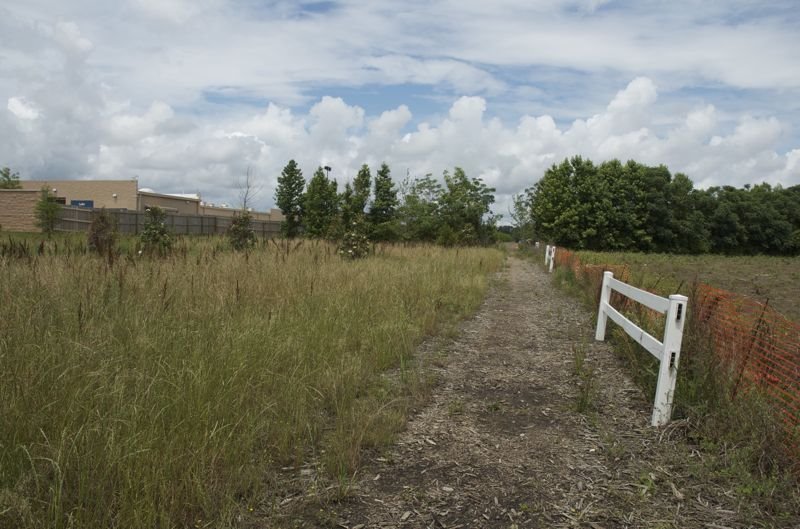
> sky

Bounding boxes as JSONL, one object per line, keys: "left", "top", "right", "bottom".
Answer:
{"left": 2, "top": 0, "right": 799, "bottom": 218}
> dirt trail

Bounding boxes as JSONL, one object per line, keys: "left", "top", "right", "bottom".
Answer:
{"left": 279, "top": 256, "right": 781, "bottom": 528}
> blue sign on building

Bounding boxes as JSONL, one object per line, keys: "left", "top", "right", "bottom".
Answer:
{"left": 70, "top": 200, "right": 94, "bottom": 208}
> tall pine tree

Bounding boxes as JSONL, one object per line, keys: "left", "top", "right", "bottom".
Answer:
{"left": 275, "top": 160, "right": 305, "bottom": 238}
{"left": 303, "top": 167, "right": 339, "bottom": 238}
{"left": 368, "top": 162, "right": 398, "bottom": 240}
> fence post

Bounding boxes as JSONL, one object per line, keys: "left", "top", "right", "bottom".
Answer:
{"left": 595, "top": 271, "right": 613, "bottom": 341}
{"left": 548, "top": 246, "right": 555, "bottom": 273}
{"left": 651, "top": 294, "right": 689, "bottom": 426}
{"left": 544, "top": 244, "right": 550, "bottom": 265}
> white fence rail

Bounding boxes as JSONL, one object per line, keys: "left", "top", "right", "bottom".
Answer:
{"left": 595, "top": 271, "right": 688, "bottom": 426}
{"left": 544, "top": 245, "right": 556, "bottom": 273}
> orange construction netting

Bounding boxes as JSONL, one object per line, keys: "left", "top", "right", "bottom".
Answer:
{"left": 695, "top": 283, "right": 800, "bottom": 453}
{"left": 549, "top": 246, "right": 800, "bottom": 460}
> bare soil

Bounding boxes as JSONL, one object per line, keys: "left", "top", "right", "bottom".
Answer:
{"left": 265, "top": 256, "right": 796, "bottom": 528}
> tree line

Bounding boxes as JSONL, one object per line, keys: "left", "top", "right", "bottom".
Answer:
{"left": 275, "top": 160, "right": 498, "bottom": 246}
{"left": 516, "top": 156, "right": 800, "bottom": 255}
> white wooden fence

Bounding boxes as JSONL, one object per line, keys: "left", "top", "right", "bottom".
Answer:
{"left": 544, "top": 244, "right": 556, "bottom": 273}
{"left": 595, "top": 271, "right": 688, "bottom": 426}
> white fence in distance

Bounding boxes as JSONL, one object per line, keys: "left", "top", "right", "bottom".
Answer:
{"left": 544, "top": 245, "right": 556, "bottom": 273}
{"left": 595, "top": 271, "right": 688, "bottom": 426}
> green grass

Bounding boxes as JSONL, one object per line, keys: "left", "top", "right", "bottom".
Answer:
{"left": 0, "top": 240, "right": 503, "bottom": 528}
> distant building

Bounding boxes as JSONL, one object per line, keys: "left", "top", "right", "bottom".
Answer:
{"left": 0, "top": 179, "right": 283, "bottom": 232}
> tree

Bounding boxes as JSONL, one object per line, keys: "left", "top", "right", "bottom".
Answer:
{"left": 275, "top": 160, "right": 305, "bottom": 238}
{"left": 303, "top": 167, "right": 339, "bottom": 238}
{"left": 368, "top": 162, "right": 399, "bottom": 240}
{"left": 239, "top": 166, "right": 261, "bottom": 211}
{"left": 228, "top": 211, "right": 256, "bottom": 251}
{"left": 140, "top": 207, "right": 172, "bottom": 256}
{"left": 398, "top": 173, "right": 442, "bottom": 242}
{"left": 35, "top": 187, "right": 61, "bottom": 236}
{"left": 338, "top": 164, "right": 372, "bottom": 232}
{"left": 509, "top": 192, "right": 534, "bottom": 241}
{"left": 352, "top": 164, "right": 371, "bottom": 215}
{"left": 339, "top": 182, "right": 356, "bottom": 230}
{"left": 669, "top": 173, "right": 710, "bottom": 253}
{"left": 437, "top": 167, "right": 496, "bottom": 245}
{"left": 87, "top": 208, "right": 118, "bottom": 255}
{"left": 0, "top": 167, "right": 21, "bottom": 189}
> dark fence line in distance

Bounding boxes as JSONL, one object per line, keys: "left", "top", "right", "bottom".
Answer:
{"left": 56, "top": 206, "right": 282, "bottom": 237}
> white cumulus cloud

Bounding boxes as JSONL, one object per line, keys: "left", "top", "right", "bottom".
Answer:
{"left": 7, "top": 97, "right": 40, "bottom": 120}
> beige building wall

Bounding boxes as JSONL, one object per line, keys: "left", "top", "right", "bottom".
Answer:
{"left": 0, "top": 190, "right": 40, "bottom": 232}
{"left": 138, "top": 192, "right": 200, "bottom": 215}
{"left": 200, "top": 205, "right": 285, "bottom": 222}
{"left": 20, "top": 180, "right": 139, "bottom": 210}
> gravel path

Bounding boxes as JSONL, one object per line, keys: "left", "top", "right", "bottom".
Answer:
{"left": 275, "top": 256, "right": 793, "bottom": 529}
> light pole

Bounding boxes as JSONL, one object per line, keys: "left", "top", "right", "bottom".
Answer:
{"left": 323, "top": 165, "right": 332, "bottom": 179}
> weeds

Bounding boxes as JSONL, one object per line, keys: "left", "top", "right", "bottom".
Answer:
{"left": 0, "top": 240, "right": 503, "bottom": 528}
{"left": 572, "top": 342, "right": 597, "bottom": 414}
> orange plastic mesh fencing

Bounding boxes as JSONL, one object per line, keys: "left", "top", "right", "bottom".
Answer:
{"left": 548, "top": 247, "right": 800, "bottom": 463}
{"left": 695, "top": 284, "right": 800, "bottom": 456}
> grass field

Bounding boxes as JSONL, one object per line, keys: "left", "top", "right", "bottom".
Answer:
{"left": 0, "top": 238, "right": 504, "bottom": 528}
{"left": 576, "top": 251, "right": 800, "bottom": 322}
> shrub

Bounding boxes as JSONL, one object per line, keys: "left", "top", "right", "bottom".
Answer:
{"left": 34, "top": 187, "right": 61, "bottom": 236}
{"left": 338, "top": 219, "right": 370, "bottom": 260}
{"left": 228, "top": 211, "right": 256, "bottom": 251}
{"left": 140, "top": 207, "right": 172, "bottom": 256}
{"left": 87, "top": 208, "right": 118, "bottom": 255}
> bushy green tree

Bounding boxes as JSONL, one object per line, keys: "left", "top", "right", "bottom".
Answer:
{"left": 398, "top": 173, "right": 442, "bottom": 242}
{"left": 228, "top": 211, "right": 256, "bottom": 251}
{"left": 303, "top": 167, "right": 339, "bottom": 238}
{"left": 275, "top": 160, "right": 305, "bottom": 238}
{"left": 140, "top": 207, "right": 172, "bottom": 256}
{"left": 34, "top": 187, "right": 61, "bottom": 236}
{"left": 525, "top": 156, "right": 800, "bottom": 255}
{"left": 437, "top": 167, "right": 496, "bottom": 245}
{"left": 338, "top": 165, "right": 372, "bottom": 232}
{"left": 510, "top": 192, "right": 534, "bottom": 241}
{"left": 0, "top": 167, "right": 21, "bottom": 189}
{"left": 352, "top": 164, "right": 371, "bottom": 215}
{"left": 368, "top": 162, "right": 399, "bottom": 240}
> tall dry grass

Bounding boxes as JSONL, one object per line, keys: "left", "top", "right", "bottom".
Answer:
{"left": 0, "top": 240, "right": 503, "bottom": 528}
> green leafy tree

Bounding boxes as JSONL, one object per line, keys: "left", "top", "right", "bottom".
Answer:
{"left": 669, "top": 173, "right": 710, "bottom": 253}
{"left": 303, "top": 167, "right": 339, "bottom": 238}
{"left": 140, "top": 206, "right": 172, "bottom": 256}
{"left": 338, "top": 182, "right": 356, "bottom": 230}
{"left": 338, "top": 164, "right": 373, "bottom": 236}
{"left": 34, "top": 187, "right": 61, "bottom": 236}
{"left": 526, "top": 155, "right": 800, "bottom": 255}
{"left": 275, "top": 160, "right": 305, "bottom": 238}
{"left": 398, "top": 173, "right": 442, "bottom": 242}
{"left": 529, "top": 157, "right": 583, "bottom": 247}
{"left": 228, "top": 211, "right": 256, "bottom": 251}
{"left": 368, "top": 162, "right": 399, "bottom": 240}
{"left": 437, "top": 167, "right": 496, "bottom": 245}
{"left": 352, "top": 164, "right": 371, "bottom": 215}
{"left": 0, "top": 167, "right": 21, "bottom": 189}
{"left": 510, "top": 192, "right": 534, "bottom": 241}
